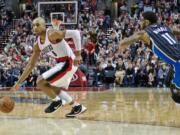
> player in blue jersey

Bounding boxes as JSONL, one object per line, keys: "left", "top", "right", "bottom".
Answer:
{"left": 119, "top": 11, "right": 180, "bottom": 104}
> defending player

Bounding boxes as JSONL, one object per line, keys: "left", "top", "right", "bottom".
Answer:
{"left": 119, "top": 11, "right": 180, "bottom": 104}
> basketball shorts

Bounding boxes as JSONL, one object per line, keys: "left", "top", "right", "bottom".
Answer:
{"left": 42, "top": 59, "right": 78, "bottom": 89}
{"left": 153, "top": 45, "right": 180, "bottom": 88}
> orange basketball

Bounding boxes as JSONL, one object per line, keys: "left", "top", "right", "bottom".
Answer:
{"left": 0, "top": 96, "right": 15, "bottom": 113}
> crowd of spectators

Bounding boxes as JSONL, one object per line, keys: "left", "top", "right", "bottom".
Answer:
{"left": 79, "top": 0, "right": 180, "bottom": 88}
{"left": 0, "top": 0, "right": 14, "bottom": 36}
{"left": 0, "top": 0, "right": 179, "bottom": 88}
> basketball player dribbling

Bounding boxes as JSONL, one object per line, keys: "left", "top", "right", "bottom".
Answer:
{"left": 119, "top": 12, "right": 180, "bottom": 104}
{"left": 11, "top": 17, "right": 87, "bottom": 117}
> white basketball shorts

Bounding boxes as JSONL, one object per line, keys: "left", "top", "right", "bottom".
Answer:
{"left": 42, "top": 58, "right": 77, "bottom": 89}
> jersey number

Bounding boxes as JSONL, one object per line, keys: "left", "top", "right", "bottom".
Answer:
{"left": 51, "top": 51, "right": 57, "bottom": 56}
{"left": 162, "top": 33, "right": 176, "bottom": 45}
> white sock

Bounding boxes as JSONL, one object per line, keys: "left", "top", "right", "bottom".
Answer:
{"left": 52, "top": 96, "right": 60, "bottom": 101}
{"left": 59, "top": 91, "right": 73, "bottom": 104}
{"left": 61, "top": 99, "right": 66, "bottom": 105}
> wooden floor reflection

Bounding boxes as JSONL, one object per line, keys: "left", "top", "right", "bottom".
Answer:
{"left": 0, "top": 87, "right": 180, "bottom": 135}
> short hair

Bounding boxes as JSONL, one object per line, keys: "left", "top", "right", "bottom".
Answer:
{"left": 142, "top": 11, "right": 158, "bottom": 24}
{"left": 33, "top": 17, "right": 46, "bottom": 26}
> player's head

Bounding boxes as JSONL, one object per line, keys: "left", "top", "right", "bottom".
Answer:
{"left": 32, "top": 17, "right": 46, "bottom": 35}
{"left": 141, "top": 11, "right": 158, "bottom": 29}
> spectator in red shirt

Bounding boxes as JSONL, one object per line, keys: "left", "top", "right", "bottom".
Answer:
{"left": 84, "top": 38, "right": 96, "bottom": 65}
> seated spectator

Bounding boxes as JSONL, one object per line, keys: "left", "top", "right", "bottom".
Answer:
{"left": 137, "top": 68, "right": 148, "bottom": 87}
{"left": 157, "top": 65, "right": 166, "bottom": 88}
{"left": 148, "top": 72, "right": 155, "bottom": 87}
{"left": 93, "top": 62, "right": 104, "bottom": 87}
{"left": 103, "top": 60, "right": 116, "bottom": 88}
{"left": 84, "top": 38, "right": 96, "bottom": 65}
{"left": 124, "top": 63, "right": 135, "bottom": 87}
{"left": 115, "top": 67, "right": 125, "bottom": 86}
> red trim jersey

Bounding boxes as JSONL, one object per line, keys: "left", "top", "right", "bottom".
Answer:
{"left": 37, "top": 29, "right": 75, "bottom": 62}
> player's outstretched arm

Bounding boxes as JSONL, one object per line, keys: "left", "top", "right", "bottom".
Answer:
{"left": 10, "top": 43, "right": 41, "bottom": 91}
{"left": 119, "top": 31, "right": 150, "bottom": 49}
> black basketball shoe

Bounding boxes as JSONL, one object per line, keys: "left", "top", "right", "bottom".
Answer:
{"left": 66, "top": 105, "right": 87, "bottom": 118}
{"left": 45, "top": 100, "right": 62, "bottom": 113}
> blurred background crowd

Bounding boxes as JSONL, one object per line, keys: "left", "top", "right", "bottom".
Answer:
{"left": 0, "top": 0, "right": 179, "bottom": 88}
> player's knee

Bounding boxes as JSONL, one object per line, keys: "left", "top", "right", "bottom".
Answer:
{"left": 171, "top": 94, "right": 180, "bottom": 104}
{"left": 36, "top": 76, "right": 46, "bottom": 88}
{"left": 170, "top": 86, "right": 180, "bottom": 104}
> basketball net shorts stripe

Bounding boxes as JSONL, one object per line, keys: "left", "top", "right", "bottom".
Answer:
{"left": 42, "top": 59, "right": 78, "bottom": 89}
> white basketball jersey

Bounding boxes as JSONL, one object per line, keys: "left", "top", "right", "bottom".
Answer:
{"left": 37, "top": 29, "right": 75, "bottom": 60}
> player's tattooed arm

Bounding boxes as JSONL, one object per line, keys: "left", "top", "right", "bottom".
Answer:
{"left": 119, "top": 31, "right": 150, "bottom": 49}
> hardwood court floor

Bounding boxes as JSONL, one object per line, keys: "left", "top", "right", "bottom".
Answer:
{"left": 0, "top": 87, "right": 180, "bottom": 135}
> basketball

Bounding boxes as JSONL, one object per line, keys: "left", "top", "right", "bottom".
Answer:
{"left": 0, "top": 96, "right": 15, "bottom": 113}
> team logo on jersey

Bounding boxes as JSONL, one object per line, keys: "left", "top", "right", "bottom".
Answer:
{"left": 42, "top": 44, "right": 53, "bottom": 53}
{"left": 71, "top": 74, "right": 78, "bottom": 82}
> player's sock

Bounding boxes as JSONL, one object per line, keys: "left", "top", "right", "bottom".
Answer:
{"left": 52, "top": 96, "right": 60, "bottom": 101}
{"left": 59, "top": 90, "right": 73, "bottom": 104}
